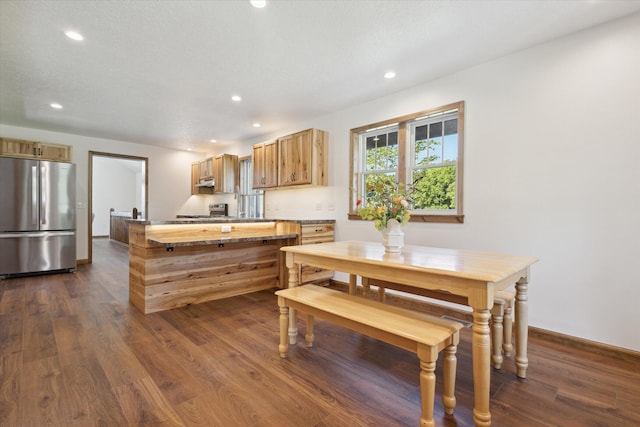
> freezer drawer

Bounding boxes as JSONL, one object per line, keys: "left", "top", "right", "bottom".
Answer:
{"left": 0, "top": 231, "right": 76, "bottom": 277}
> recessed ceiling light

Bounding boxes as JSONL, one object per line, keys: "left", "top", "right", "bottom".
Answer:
{"left": 210, "top": 139, "right": 217, "bottom": 143}
{"left": 384, "top": 71, "right": 396, "bottom": 79}
{"left": 253, "top": 123, "right": 261, "bottom": 128}
{"left": 50, "top": 103, "right": 63, "bottom": 109}
{"left": 65, "top": 31, "right": 84, "bottom": 41}
{"left": 187, "top": 148, "right": 193, "bottom": 151}
{"left": 250, "top": 0, "right": 267, "bottom": 8}
{"left": 231, "top": 95, "right": 242, "bottom": 102}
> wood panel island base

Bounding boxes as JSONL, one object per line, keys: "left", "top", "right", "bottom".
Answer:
{"left": 128, "top": 220, "right": 301, "bottom": 314}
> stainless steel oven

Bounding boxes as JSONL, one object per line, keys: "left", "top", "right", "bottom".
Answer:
{"left": 209, "top": 203, "right": 228, "bottom": 217}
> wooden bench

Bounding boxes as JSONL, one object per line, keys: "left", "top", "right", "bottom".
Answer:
{"left": 276, "top": 285, "right": 463, "bottom": 427}
{"left": 363, "top": 277, "right": 516, "bottom": 370}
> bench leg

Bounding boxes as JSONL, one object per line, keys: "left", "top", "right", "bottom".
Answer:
{"left": 515, "top": 278, "right": 529, "bottom": 378}
{"left": 418, "top": 357, "right": 436, "bottom": 427}
{"left": 503, "top": 301, "right": 513, "bottom": 358}
{"left": 442, "top": 344, "right": 458, "bottom": 415}
{"left": 491, "top": 300, "right": 505, "bottom": 369}
{"left": 305, "top": 314, "right": 315, "bottom": 348}
{"left": 378, "top": 286, "right": 386, "bottom": 303}
{"left": 278, "top": 297, "right": 290, "bottom": 358}
{"left": 361, "top": 276, "right": 371, "bottom": 297}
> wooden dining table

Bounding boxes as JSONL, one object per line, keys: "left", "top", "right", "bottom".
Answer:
{"left": 281, "top": 240, "right": 538, "bottom": 426}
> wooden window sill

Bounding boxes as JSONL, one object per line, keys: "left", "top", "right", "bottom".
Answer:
{"left": 348, "top": 213, "right": 464, "bottom": 224}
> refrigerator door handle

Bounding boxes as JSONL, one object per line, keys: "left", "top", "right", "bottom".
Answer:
{"left": 40, "top": 165, "right": 46, "bottom": 225}
{"left": 31, "top": 165, "right": 38, "bottom": 226}
{"left": 0, "top": 231, "right": 75, "bottom": 238}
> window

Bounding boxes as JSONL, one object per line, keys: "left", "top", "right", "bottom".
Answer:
{"left": 350, "top": 101, "right": 464, "bottom": 223}
{"left": 238, "top": 156, "right": 264, "bottom": 218}
{"left": 362, "top": 124, "right": 399, "bottom": 194}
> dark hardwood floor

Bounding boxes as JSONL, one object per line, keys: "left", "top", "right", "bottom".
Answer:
{"left": 1, "top": 239, "right": 638, "bottom": 426}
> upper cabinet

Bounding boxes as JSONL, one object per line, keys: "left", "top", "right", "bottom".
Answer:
{"left": 191, "top": 154, "right": 238, "bottom": 195}
{"left": 199, "top": 157, "right": 214, "bottom": 180}
{"left": 1, "top": 137, "right": 72, "bottom": 162}
{"left": 252, "top": 129, "right": 328, "bottom": 190}
{"left": 191, "top": 162, "right": 213, "bottom": 195}
{"left": 278, "top": 128, "right": 328, "bottom": 187}
{"left": 191, "top": 162, "right": 199, "bottom": 195}
{"left": 213, "top": 154, "right": 239, "bottom": 193}
{"left": 252, "top": 140, "right": 279, "bottom": 189}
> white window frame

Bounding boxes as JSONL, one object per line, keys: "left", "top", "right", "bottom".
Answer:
{"left": 408, "top": 109, "right": 460, "bottom": 214}
{"left": 239, "top": 156, "right": 264, "bottom": 218}
{"left": 357, "top": 124, "right": 400, "bottom": 208}
{"left": 349, "top": 101, "right": 464, "bottom": 224}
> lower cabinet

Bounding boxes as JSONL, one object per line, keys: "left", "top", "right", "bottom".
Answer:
{"left": 278, "top": 221, "right": 335, "bottom": 287}
{"left": 299, "top": 223, "right": 335, "bottom": 285}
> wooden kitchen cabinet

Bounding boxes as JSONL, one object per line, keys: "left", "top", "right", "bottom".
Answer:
{"left": 252, "top": 140, "right": 279, "bottom": 189}
{"left": 277, "top": 220, "right": 335, "bottom": 287}
{"left": 299, "top": 222, "right": 335, "bottom": 285}
{"left": 0, "top": 137, "right": 72, "bottom": 162}
{"left": 199, "top": 157, "right": 214, "bottom": 180}
{"left": 191, "top": 162, "right": 199, "bottom": 195}
{"left": 191, "top": 162, "right": 213, "bottom": 195}
{"left": 213, "top": 153, "right": 239, "bottom": 193}
{"left": 278, "top": 128, "right": 328, "bottom": 187}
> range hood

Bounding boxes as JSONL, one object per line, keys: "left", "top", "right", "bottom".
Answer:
{"left": 195, "top": 178, "right": 215, "bottom": 188}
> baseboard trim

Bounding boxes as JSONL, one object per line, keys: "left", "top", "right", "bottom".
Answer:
{"left": 329, "top": 279, "right": 640, "bottom": 364}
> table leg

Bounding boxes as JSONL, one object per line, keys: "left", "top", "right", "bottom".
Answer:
{"left": 472, "top": 308, "right": 492, "bottom": 426}
{"left": 349, "top": 274, "right": 357, "bottom": 295}
{"left": 515, "top": 278, "right": 529, "bottom": 378}
{"left": 287, "top": 254, "right": 299, "bottom": 345}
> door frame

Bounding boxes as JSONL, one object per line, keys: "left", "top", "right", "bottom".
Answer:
{"left": 88, "top": 151, "right": 149, "bottom": 264}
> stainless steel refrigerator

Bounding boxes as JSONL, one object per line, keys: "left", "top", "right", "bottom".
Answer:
{"left": 0, "top": 157, "right": 76, "bottom": 278}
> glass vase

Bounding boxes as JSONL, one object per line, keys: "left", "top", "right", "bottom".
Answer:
{"left": 382, "top": 218, "right": 404, "bottom": 253}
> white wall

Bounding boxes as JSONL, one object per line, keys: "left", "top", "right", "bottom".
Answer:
{"left": 1, "top": 13, "right": 638, "bottom": 351}
{"left": 92, "top": 157, "right": 140, "bottom": 236}
{"left": 236, "top": 14, "right": 640, "bottom": 352}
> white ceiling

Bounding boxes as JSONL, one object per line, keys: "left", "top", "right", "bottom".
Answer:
{"left": 1, "top": 1, "right": 639, "bottom": 153}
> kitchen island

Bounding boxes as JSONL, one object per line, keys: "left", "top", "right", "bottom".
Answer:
{"left": 127, "top": 218, "right": 333, "bottom": 314}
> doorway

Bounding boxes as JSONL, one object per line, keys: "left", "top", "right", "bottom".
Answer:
{"left": 88, "top": 151, "right": 148, "bottom": 264}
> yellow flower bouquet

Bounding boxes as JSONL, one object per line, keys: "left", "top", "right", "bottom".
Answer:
{"left": 357, "top": 179, "right": 411, "bottom": 231}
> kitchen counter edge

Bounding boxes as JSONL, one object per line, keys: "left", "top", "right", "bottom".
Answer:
{"left": 127, "top": 218, "right": 336, "bottom": 225}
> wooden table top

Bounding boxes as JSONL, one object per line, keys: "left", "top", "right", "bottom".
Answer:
{"left": 281, "top": 240, "right": 538, "bottom": 283}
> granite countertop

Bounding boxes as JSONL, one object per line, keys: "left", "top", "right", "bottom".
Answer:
{"left": 290, "top": 219, "right": 336, "bottom": 224}
{"left": 148, "top": 232, "right": 299, "bottom": 248}
{"left": 128, "top": 218, "right": 335, "bottom": 225}
{"left": 127, "top": 218, "right": 273, "bottom": 225}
